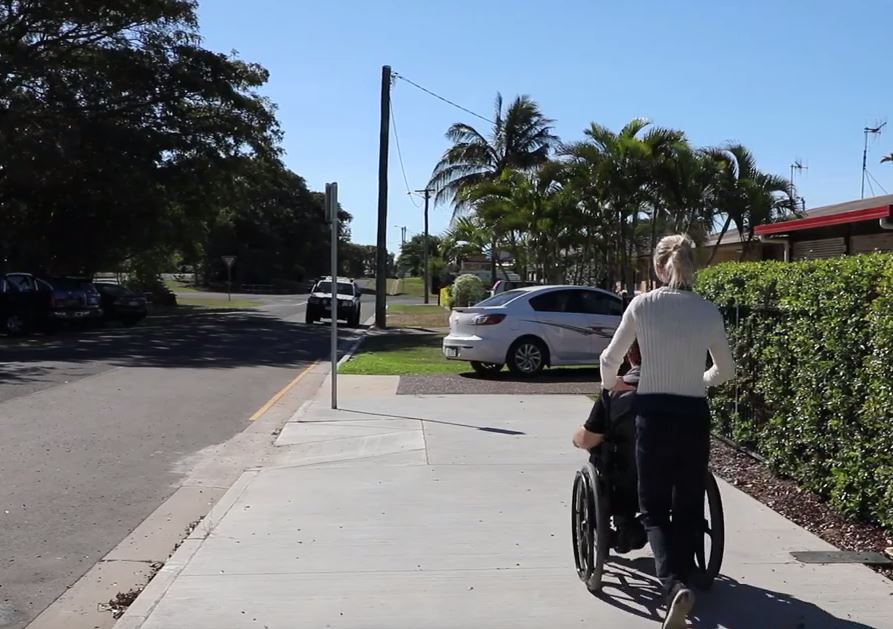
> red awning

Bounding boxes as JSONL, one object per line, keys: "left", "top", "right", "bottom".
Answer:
{"left": 755, "top": 205, "right": 893, "bottom": 236}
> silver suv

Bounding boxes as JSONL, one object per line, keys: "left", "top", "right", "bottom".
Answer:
{"left": 306, "top": 277, "right": 362, "bottom": 327}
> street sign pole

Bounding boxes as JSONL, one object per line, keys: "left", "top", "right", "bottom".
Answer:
{"left": 326, "top": 183, "right": 339, "bottom": 409}
{"left": 221, "top": 256, "right": 236, "bottom": 301}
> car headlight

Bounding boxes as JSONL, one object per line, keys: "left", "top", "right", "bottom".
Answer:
{"left": 309, "top": 296, "right": 320, "bottom": 304}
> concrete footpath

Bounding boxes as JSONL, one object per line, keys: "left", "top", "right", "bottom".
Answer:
{"left": 118, "top": 375, "right": 893, "bottom": 629}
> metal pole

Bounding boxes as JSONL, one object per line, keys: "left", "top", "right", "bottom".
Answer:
{"left": 227, "top": 266, "right": 232, "bottom": 302}
{"left": 327, "top": 183, "right": 339, "bottom": 409}
{"left": 862, "top": 128, "right": 869, "bottom": 199}
{"left": 375, "top": 66, "right": 391, "bottom": 328}
{"left": 423, "top": 189, "right": 430, "bottom": 305}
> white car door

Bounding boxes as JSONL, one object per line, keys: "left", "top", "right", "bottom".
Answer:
{"left": 575, "top": 289, "right": 623, "bottom": 358}
{"left": 528, "top": 289, "right": 592, "bottom": 363}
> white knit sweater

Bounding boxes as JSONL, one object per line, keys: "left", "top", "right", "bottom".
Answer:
{"left": 600, "top": 288, "right": 736, "bottom": 397}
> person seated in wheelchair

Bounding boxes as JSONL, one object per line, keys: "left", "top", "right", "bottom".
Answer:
{"left": 572, "top": 340, "right": 646, "bottom": 554}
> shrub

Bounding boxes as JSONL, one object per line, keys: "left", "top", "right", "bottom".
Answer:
{"left": 449, "top": 274, "right": 486, "bottom": 308}
{"left": 696, "top": 254, "right": 893, "bottom": 532}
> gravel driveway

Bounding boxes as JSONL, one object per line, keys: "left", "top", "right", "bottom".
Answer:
{"left": 398, "top": 369, "right": 600, "bottom": 395}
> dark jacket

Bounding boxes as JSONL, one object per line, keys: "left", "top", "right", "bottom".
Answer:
{"left": 585, "top": 366, "right": 640, "bottom": 435}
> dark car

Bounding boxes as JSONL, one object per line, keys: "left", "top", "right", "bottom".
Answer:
{"left": 35, "top": 276, "right": 103, "bottom": 326}
{"left": 94, "top": 282, "right": 148, "bottom": 325}
{"left": 306, "top": 277, "right": 362, "bottom": 327}
{"left": 0, "top": 273, "right": 46, "bottom": 335}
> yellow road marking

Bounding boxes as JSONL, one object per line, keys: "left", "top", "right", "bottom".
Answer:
{"left": 249, "top": 361, "right": 318, "bottom": 421}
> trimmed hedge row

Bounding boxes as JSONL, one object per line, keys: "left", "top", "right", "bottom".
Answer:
{"left": 696, "top": 254, "right": 893, "bottom": 533}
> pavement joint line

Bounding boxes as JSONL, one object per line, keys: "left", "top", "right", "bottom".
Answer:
{"left": 248, "top": 362, "right": 318, "bottom": 422}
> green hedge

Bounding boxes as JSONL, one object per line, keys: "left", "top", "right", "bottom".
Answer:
{"left": 696, "top": 254, "right": 893, "bottom": 533}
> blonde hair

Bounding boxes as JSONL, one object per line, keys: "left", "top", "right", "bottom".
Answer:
{"left": 654, "top": 234, "right": 695, "bottom": 289}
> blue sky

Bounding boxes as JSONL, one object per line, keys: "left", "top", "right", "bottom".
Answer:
{"left": 197, "top": 0, "right": 893, "bottom": 251}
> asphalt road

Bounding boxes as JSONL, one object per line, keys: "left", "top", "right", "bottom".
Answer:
{"left": 0, "top": 292, "right": 412, "bottom": 628}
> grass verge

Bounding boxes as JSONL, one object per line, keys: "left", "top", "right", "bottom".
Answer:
{"left": 175, "top": 297, "right": 258, "bottom": 309}
{"left": 339, "top": 333, "right": 465, "bottom": 376}
{"left": 163, "top": 279, "right": 200, "bottom": 293}
{"left": 387, "top": 304, "right": 449, "bottom": 329}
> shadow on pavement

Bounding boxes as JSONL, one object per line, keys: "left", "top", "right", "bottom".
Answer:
{"left": 306, "top": 407, "right": 527, "bottom": 436}
{"left": 0, "top": 308, "right": 348, "bottom": 381}
{"left": 595, "top": 556, "right": 877, "bottom": 628}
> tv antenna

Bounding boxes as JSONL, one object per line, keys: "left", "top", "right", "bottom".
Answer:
{"left": 790, "top": 159, "right": 808, "bottom": 211}
{"left": 862, "top": 121, "right": 887, "bottom": 199}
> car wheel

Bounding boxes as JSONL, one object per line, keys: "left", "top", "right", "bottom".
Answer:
{"left": 4, "top": 313, "right": 26, "bottom": 336}
{"left": 305, "top": 311, "right": 316, "bottom": 325}
{"left": 471, "top": 361, "right": 503, "bottom": 376}
{"left": 507, "top": 337, "right": 547, "bottom": 376}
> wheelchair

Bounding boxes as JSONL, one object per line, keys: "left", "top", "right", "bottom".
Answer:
{"left": 571, "top": 450, "right": 725, "bottom": 593}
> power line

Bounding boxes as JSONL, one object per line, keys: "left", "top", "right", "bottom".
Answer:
{"left": 393, "top": 72, "right": 495, "bottom": 125}
{"left": 389, "top": 95, "right": 420, "bottom": 208}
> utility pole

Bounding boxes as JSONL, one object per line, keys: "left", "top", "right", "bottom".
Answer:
{"left": 416, "top": 188, "right": 433, "bottom": 305}
{"left": 394, "top": 225, "right": 407, "bottom": 249}
{"left": 862, "top": 122, "right": 886, "bottom": 199}
{"left": 375, "top": 65, "right": 391, "bottom": 328}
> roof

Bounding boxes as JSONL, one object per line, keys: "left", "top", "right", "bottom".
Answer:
{"left": 706, "top": 193, "right": 893, "bottom": 244}
{"left": 755, "top": 195, "right": 893, "bottom": 236}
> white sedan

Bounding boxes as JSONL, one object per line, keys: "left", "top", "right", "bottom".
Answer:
{"left": 443, "top": 285, "right": 623, "bottom": 376}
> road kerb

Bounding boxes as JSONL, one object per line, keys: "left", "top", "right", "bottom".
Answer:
{"left": 248, "top": 362, "right": 318, "bottom": 421}
{"left": 336, "top": 315, "right": 374, "bottom": 369}
{"left": 115, "top": 470, "right": 260, "bottom": 629}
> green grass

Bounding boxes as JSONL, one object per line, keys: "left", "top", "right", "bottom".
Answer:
{"left": 387, "top": 304, "right": 449, "bottom": 329}
{"left": 339, "top": 333, "right": 466, "bottom": 375}
{"left": 164, "top": 279, "right": 200, "bottom": 293}
{"left": 397, "top": 276, "right": 435, "bottom": 298}
{"left": 175, "top": 297, "right": 258, "bottom": 309}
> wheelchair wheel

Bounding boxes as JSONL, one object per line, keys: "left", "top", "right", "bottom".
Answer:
{"left": 694, "top": 470, "right": 725, "bottom": 588}
{"left": 571, "top": 463, "right": 610, "bottom": 592}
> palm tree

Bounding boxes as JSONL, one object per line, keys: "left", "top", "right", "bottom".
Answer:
{"left": 882, "top": 154, "right": 893, "bottom": 164}
{"left": 563, "top": 119, "right": 687, "bottom": 291}
{"left": 429, "top": 94, "right": 558, "bottom": 214}
{"left": 429, "top": 94, "right": 557, "bottom": 284}
{"left": 705, "top": 144, "right": 796, "bottom": 264}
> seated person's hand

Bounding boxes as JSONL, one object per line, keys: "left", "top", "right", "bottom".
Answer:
{"left": 611, "top": 379, "right": 636, "bottom": 394}
{"left": 573, "top": 426, "right": 605, "bottom": 450}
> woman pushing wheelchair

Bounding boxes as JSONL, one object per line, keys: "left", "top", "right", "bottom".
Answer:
{"left": 572, "top": 235, "right": 735, "bottom": 629}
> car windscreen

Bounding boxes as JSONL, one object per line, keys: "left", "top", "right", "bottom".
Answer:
{"left": 43, "top": 278, "right": 87, "bottom": 290}
{"left": 315, "top": 282, "right": 354, "bottom": 296}
{"left": 475, "top": 290, "right": 526, "bottom": 307}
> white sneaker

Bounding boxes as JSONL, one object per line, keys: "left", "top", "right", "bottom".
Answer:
{"left": 662, "top": 585, "right": 695, "bottom": 629}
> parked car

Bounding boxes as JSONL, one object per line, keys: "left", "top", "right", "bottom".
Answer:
{"left": 306, "top": 277, "right": 362, "bottom": 327}
{"left": 35, "top": 276, "right": 103, "bottom": 326}
{"left": 0, "top": 273, "right": 46, "bottom": 335}
{"left": 490, "top": 279, "right": 541, "bottom": 296}
{"left": 94, "top": 282, "right": 148, "bottom": 325}
{"left": 443, "top": 285, "right": 623, "bottom": 376}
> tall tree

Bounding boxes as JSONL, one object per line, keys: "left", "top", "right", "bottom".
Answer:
{"left": 564, "top": 119, "right": 686, "bottom": 291}
{"left": 429, "top": 94, "right": 557, "bottom": 284}
{"left": 0, "top": 0, "right": 280, "bottom": 274}
{"left": 705, "top": 144, "right": 797, "bottom": 264}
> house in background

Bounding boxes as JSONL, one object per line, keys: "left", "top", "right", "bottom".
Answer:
{"left": 704, "top": 193, "right": 893, "bottom": 264}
